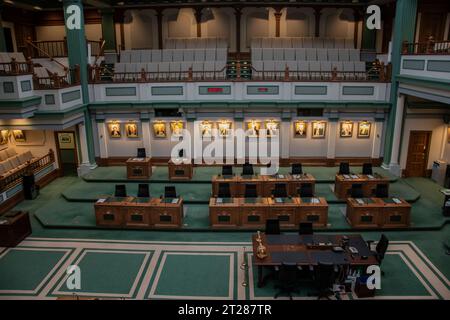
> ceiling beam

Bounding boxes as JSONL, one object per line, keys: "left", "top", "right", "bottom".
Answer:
{"left": 84, "top": 0, "right": 111, "bottom": 9}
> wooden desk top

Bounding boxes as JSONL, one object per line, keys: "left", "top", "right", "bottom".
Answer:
{"left": 168, "top": 159, "right": 192, "bottom": 165}
{"left": 209, "top": 197, "right": 240, "bottom": 206}
{"left": 263, "top": 174, "right": 292, "bottom": 183}
{"left": 287, "top": 173, "right": 316, "bottom": 181}
{"left": 297, "top": 197, "right": 328, "bottom": 206}
{"left": 126, "top": 157, "right": 151, "bottom": 164}
{"left": 95, "top": 197, "right": 183, "bottom": 207}
{"left": 347, "top": 197, "right": 410, "bottom": 208}
{"left": 212, "top": 175, "right": 239, "bottom": 182}
{"left": 336, "top": 174, "right": 389, "bottom": 182}
{"left": 252, "top": 233, "right": 378, "bottom": 267}
{"left": 153, "top": 197, "right": 184, "bottom": 207}
{"left": 238, "top": 197, "right": 270, "bottom": 206}
{"left": 237, "top": 175, "right": 263, "bottom": 182}
{"left": 267, "top": 197, "right": 300, "bottom": 206}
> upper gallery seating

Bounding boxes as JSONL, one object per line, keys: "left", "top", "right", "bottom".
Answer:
{"left": 0, "top": 148, "right": 37, "bottom": 179}
{"left": 165, "top": 38, "right": 228, "bottom": 49}
{"left": 251, "top": 37, "right": 354, "bottom": 49}
{"left": 115, "top": 47, "right": 228, "bottom": 81}
{"left": 0, "top": 52, "right": 28, "bottom": 74}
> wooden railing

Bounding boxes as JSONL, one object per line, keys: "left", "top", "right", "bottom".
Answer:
{"left": 402, "top": 36, "right": 450, "bottom": 55}
{"left": 0, "top": 58, "right": 34, "bottom": 75}
{"left": 25, "top": 37, "right": 105, "bottom": 58}
{"left": 33, "top": 65, "right": 81, "bottom": 90}
{"left": 0, "top": 149, "right": 55, "bottom": 193}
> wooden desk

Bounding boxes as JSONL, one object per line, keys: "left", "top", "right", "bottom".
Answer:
{"left": 335, "top": 174, "right": 389, "bottom": 199}
{"left": 211, "top": 175, "right": 239, "bottom": 197}
{"left": 262, "top": 174, "right": 291, "bottom": 197}
{"left": 346, "top": 197, "right": 411, "bottom": 228}
{"left": 252, "top": 233, "right": 378, "bottom": 287}
{"left": 267, "top": 197, "right": 299, "bottom": 227}
{"left": 126, "top": 157, "right": 152, "bottom": 179}
{"left": 239, "top": 197, "right": 270, "bottom": 228}
{"left": 297, "top": 197, "right": 328, "bottom": 227}
{"left": 0, "top": 211, "right": 31, "bottom": 247}
{"left": 168, "top": 160, "right": 193, "bottom": 180}
{"left": 94, "top": 196, "right": 183, "bottom": 229}
{"left": 209, "top": 197, "right": 240, "bottom": 228}
{"left": 288, "top": 173, "right": 316, "bottom": 196}
{"left": 236, "top": 175, "right": 264, "bottom": 197}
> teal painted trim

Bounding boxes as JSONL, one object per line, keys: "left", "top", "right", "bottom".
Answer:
{"left": 151, "top": 86, "right": 183, "bottom": 96}
{"left": 3, "top": 82, "right": 14, "bottom": 93}
{"left": 402, "top": 59, "right": 425, "bottom": 71}
{"left": 342, "top": 86, "right": 375, "bottom": 95}
{"left": 198, "top": 86, "right": 231, "bottom": 95}
{"left": 361, "top": 14, "right": 376, "bottom": 50}
{"left": 20, "top": 80, "right": 32, "bottom": 92}
{"left": 427, "top": 60, "right": 450, "bottom": 73}
{"left": 0, "top": 96, "right": 41, "bottom": 108}
{"left": 295, "top": 86, "right": 327, "bottom": 95}
{"left": 61, "top": 89, "right": 81, "bottom": 103}
{"left": 106, "top": 87, "right": 137, "bottom": 96}
{"left": 246, "top": 85, "right": 279, "bottom": 95}
{"left": 100, "top": 9, "right": 116, "bottom": 51}
{"left": 383, "top": 0, "right": 418, "bottom": 166}
{"left": 83, "top": 109, "right": 96, "bottom": 164}
{"left": 34, "top": 104, "right": 87, "bottom": 119}
{"left": 397, "top": 74, "right": 450, "bottom": 92}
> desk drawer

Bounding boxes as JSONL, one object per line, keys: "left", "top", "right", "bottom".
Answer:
{"left": 125, "top": 208, "right": 150, "bottom": 227}
{"left": 269, "top": 207, "right": 296, "bottom": 227}
{"left": 209, "top": 207, "right": 239, "bottom": 227}
{"left": 95, "top": 207, "right": 124, "bottom": 227}
{"left": 240, "top": 207, "right": 268, "bottom": 228}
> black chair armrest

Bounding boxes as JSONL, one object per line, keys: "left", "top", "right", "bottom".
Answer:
{"left": 366, "top": 240, "right": 375, "bottom": 250}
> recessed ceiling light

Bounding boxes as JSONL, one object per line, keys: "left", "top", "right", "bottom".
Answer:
{"left": 4, "top": 0, "right": 14, "bottom": 5}
{"left": 34, "top": 6, "right": 42, "bottom": 10}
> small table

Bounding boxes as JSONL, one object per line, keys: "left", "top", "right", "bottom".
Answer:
{"left": 267, "top": 196, "right": 299, "bottom": 227}
{"left": 236, "top": 175, "right": 264, "bottom": 197}
{"left": 288, "top": 173, "right": 316, "bottom": 196}
{"left": 168, "top": 160, "right": 194, "bottom": 180}
{"left": 239, "top": 197, "right": 270, "bottom": 228}
{"left": 126, "top": 157, "right": 152, "bottom": 179}
{"left": 335, "top": 174, "right": 389, "bottom": 199}
{"left": 262, "top": 174, "right": 291, "bottom": 197}
{"left": 209, "top": 197, "right": 240, "bottom": 228}
{"left": 297, "top": 197, "right": 329, "bottom": 227}
{"left": 0, "top": 211, "right": 31, "bottom": 247}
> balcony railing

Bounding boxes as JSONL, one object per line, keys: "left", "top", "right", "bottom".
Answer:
{"left": 0, "top": 58, "right": 34, "bottom": 76}
{"left": 24, "top": 37, "right": 105, "bottom": 59}
{"left": 402, "top": 37, "right": 450, "bottom": 55}
{"left": 33, "top": 65, "right": 81, "bottom": 90}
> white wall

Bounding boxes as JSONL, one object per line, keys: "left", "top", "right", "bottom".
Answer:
{"left": 321, "top": 8, "right": 355, "bottom": 39}
{"left": 6, "top": 130, "right": 57, "bottom": 158}
{"left": 283, "top": 8, "right": 315, "bottom": 38}
{"left": 35, "top": 24, "right": 102, "bottom": 41}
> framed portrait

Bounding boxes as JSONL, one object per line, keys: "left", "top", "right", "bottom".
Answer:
{"left": 108, "top": 122, "right": 121, "bottom": 139}
{"left": 153, "top": 121, "right": 167, "bottom": 138}
{"left": 340, "top": 121, "right": 353, "bottom": 138}
{"left": 265, "top": 120, "right": 279, "bottom": 137}
{"left": 294, "top": 121, "right": 307, "bottom": 138}
{"left": 312, "top": 121, "right": 326, "bottom": 139}
{"left": 201, "top": 121, "right": 213, "bottom": 138}
{"left": 125, "top": 122, "right": 139, "bottom": 138}
{"left": 358, "top": 121, "right": 371, "bottom": 138}
{"left": 218, "top": 120, "right": 232, "bottom": 137}
{"left": 246, "top": 120, "right": 261, "bottom": 138}
{"left": 0, "top": 130, "right": 9, "bottom": 145}
{"left": 170, "top": 121, "right": 184, "bottom": 137}
{"left": 12, "top": 130, "right": 26, "bottom": 142}
{"left": 57, "top": 132, "right": 75, "bottom": 150}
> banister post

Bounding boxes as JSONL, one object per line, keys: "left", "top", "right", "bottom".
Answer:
{"left": 236, "top": 61, "right": 241, "bottom": 80}
{"left": 379, "top": 61, "right": 386, "bottom": 81}
{"left": 188, "top": 67, "right": 193, "bottom": 81}
{"left": 10, "top": 57, "right": 18, "bottom": 74}
{"left": 331, "top": 67, "right": 337, "bottom": 81}
{"left": 26, "top": 57, "right": 34, "bottom": 74}
{"left": 426, "top": 36, "right": 435, "bottom": 54}
{"left": 401, "top": 40, "right": 409, "bottom": 54}
{"left": 284, "top": 65, "right": 289, "bottom": 81}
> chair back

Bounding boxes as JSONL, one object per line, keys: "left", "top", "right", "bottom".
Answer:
{"left": 222, "top": 165, "right": 233, "bottom": 176}
{"left": 315, "top": 262, "right": 336, "bottom": 291}
{"left": 218, "top": 183, "right": 231, "bottom": 198}
{"left": 164, "top": 186, "right": 177, "bottom": 198}
{"left": 242, "top": 163, "right": 254, "bottom": 176}
{"left": 278, "top": 263, "right": 298, "bottom": 289}
{"left": 375, "top": 234, "right": 389, "bottom": 262}
{"left": 265, "top": 219, "right": 281, "bottom": 235}
{"left": 362, "top": 163, "right": 373, "bottom": 175}
{"left": 137, "top": 184, "right": 150, "bottom": 198}
{"left": 339, "top": 162, "right": 350, "bottom": 175}
{"left": 272, "top": 183, "right": 287, "bottom": 198}
{"left": 291, "top": 163, "right": 303, "bottom": 175}
{"left": 375, "top": 184, "right": 389, "bottom": 198}
{"left": 299, "top": 183, "right": 314, "bottom": 197}
{"left": 137, "top": 148, "right": 146, "bottom": 158}
{"left": 244, "top": 184, "right": 257, "bottom": 198}
{"left": 299, "top": 222, "right": 313, "bottom": 235}
{"left": 350, "top": 183, "right": 364, "bottom": 198}
{"left": 115, "top": 184, "right": 127, "bottom": 197}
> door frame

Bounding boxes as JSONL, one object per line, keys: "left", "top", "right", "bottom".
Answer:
{"left": 54, "top": 131, "right": 79, "bottom": 176}
{"left": 404, "top": 130, "right": 432, "bottom": 178}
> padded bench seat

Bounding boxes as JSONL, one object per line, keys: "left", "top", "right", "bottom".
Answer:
{"left": 0, "top": 150, "right": 36, "bottom": 178}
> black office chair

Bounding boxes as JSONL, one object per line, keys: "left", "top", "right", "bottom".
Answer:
{"left": 164, "top": 186, "right": 177, "bottom": 198}
{"left": 114, "top": 184, "right": 127, "bottom": 197}
{"left": 222, "top": 165, "right": 233, "bottom": 176}
{"left": 265, "top": 219, "right": 281, "bottom": 235}
{"left": 362, "top": 163, "right": 373, "bottom": 175}
{"left": 444, "top": 241, "right": 450, "bottom": 256}
{"left": 339, "top": 162, "right": 350, "bottom": 175}
{"left": 299, "top": 222, "right": 313, "bottom": 235}
{"left": 137, "top": 184, "right": 150, "bottom": 198}
{"left": 274, "top": 263, "right": 300, "bottom": 300}
{"left": 272, "top": 183, "right": 287, "bottom": 198}
{"left": 291, "top": 163, "right": 303, "bottom": 175}
{"left": 375, "top": 184, "right": 389, "bottom": 198}
{"left": 298, "top": 183, "right": 314, "bottom": 197}
{"left": 244, "top": 184, "right": 257, "bottom": 198}
{"left": 137, "top": 148, "right": 146, "bottom": 158}
{"left": 367, "top": 234, "right": 389, "bottom": 275}
{"left": 242, "top": 163, "right": 254, "bottom": 176}
{"left": 218, "top": 183, "right": 231, "bottom": 198}
{"left": 313, "top": 262, "right": 338, "bottom": 300}
{"left": 350, "top": 183, "right": 364, "bottom": 198}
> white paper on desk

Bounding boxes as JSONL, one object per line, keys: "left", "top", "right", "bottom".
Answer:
{"left": 356, "top": 199, "right": 364, "bottom": 205}
{"left": 275, "top": 198, "right": 283, "bottom": 203}
{"left": 393, "top": 198, "right": 401, "bottom": 204}
{"left": 278, "top": 174, "right": 284, "bottom": 179}
{"left": 343, "top": 175, "right": 350, "bottom": 179}
{"left": 133, "top": 158, "right": 145, "bottom": 161}
{"left": 97, "top": 199, "right": 106, "bottom": 203}
{"left": 171, "top": 198, "right": 179, "bottom": 204}
{"left": 312, "top": 198, "right": 319, "bottom": 204}
{"left": 367, "top": 175, "right": 374, "bottom": 179}
{"left": 216, "top": 198, "right": 223, "bottom": 204}
{"left": 351, "top": 175, "right": 359, "bottom": 179}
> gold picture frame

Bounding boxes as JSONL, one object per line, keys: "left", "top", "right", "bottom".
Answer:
{"left": 265, "top": 120, "right": 279, "bottom": 137}
{"left": 312, "top": 121, "right": 326, "bottom": 139}
{"left": 153, "top": 121, "right": 167, "bottom": 138}
{"left": 125, "top": 122, "right": 139, "bottom": 138}
{"left": 108, "top": 122, "right": 121, "bottom": 139}
{"left": 218, "top": 120, "right": 232, "bottom": 137}
{"left": 0, "top": 130, "right": 9, "bottom": 145}
{"left": 294, "top": 121, "right": 307, "bottom": 138}
{"left": 170, "top": 121, "right": 184, "bottom": 137}
{"left": 57, "top": 132, "right": 75, "bottom": 150}
{"left": 358, "top": 121, "right": 371, "bottom": 138}
{"left": 246, "top": 120, "right": 261, "bottom": 137}
{"left": 12, "top": 130, "right": 26, "bottom": 142}
{"left": 340, "top": 121, "right": 353, "bottom": 138}
{"left": 201, "top": 121, "right": 213, "bottom": 138}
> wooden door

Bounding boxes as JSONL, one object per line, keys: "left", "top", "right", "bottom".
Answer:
{"left": 405, "top": 131, "right": 432, "bottom": 177}
{"left": 55, "top": 131, "right": 79, "bottom": 176}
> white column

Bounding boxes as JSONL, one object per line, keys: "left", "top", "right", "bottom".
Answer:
{"left": 327, "top": 121, "right": 338, "bottom": 159}
{"left": 280, "top": 120, "right": 290, "bottom": 159}
{"left": 439, "top": 123, "right": 448, "bottom": 160}
{"left": 371, "top": 121, "right": 384, "bottom": 159}
{"left": 77, "top": 122, "right": 97, "bottom": 176}
{"left": 97, "top": 121, "right": 108, "bottom": 159}
{"left": 388, "top": 94, "right": 405, "bottom": 176}
{"left": 141, "top": 120, "right": 152, "bottom": 157}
